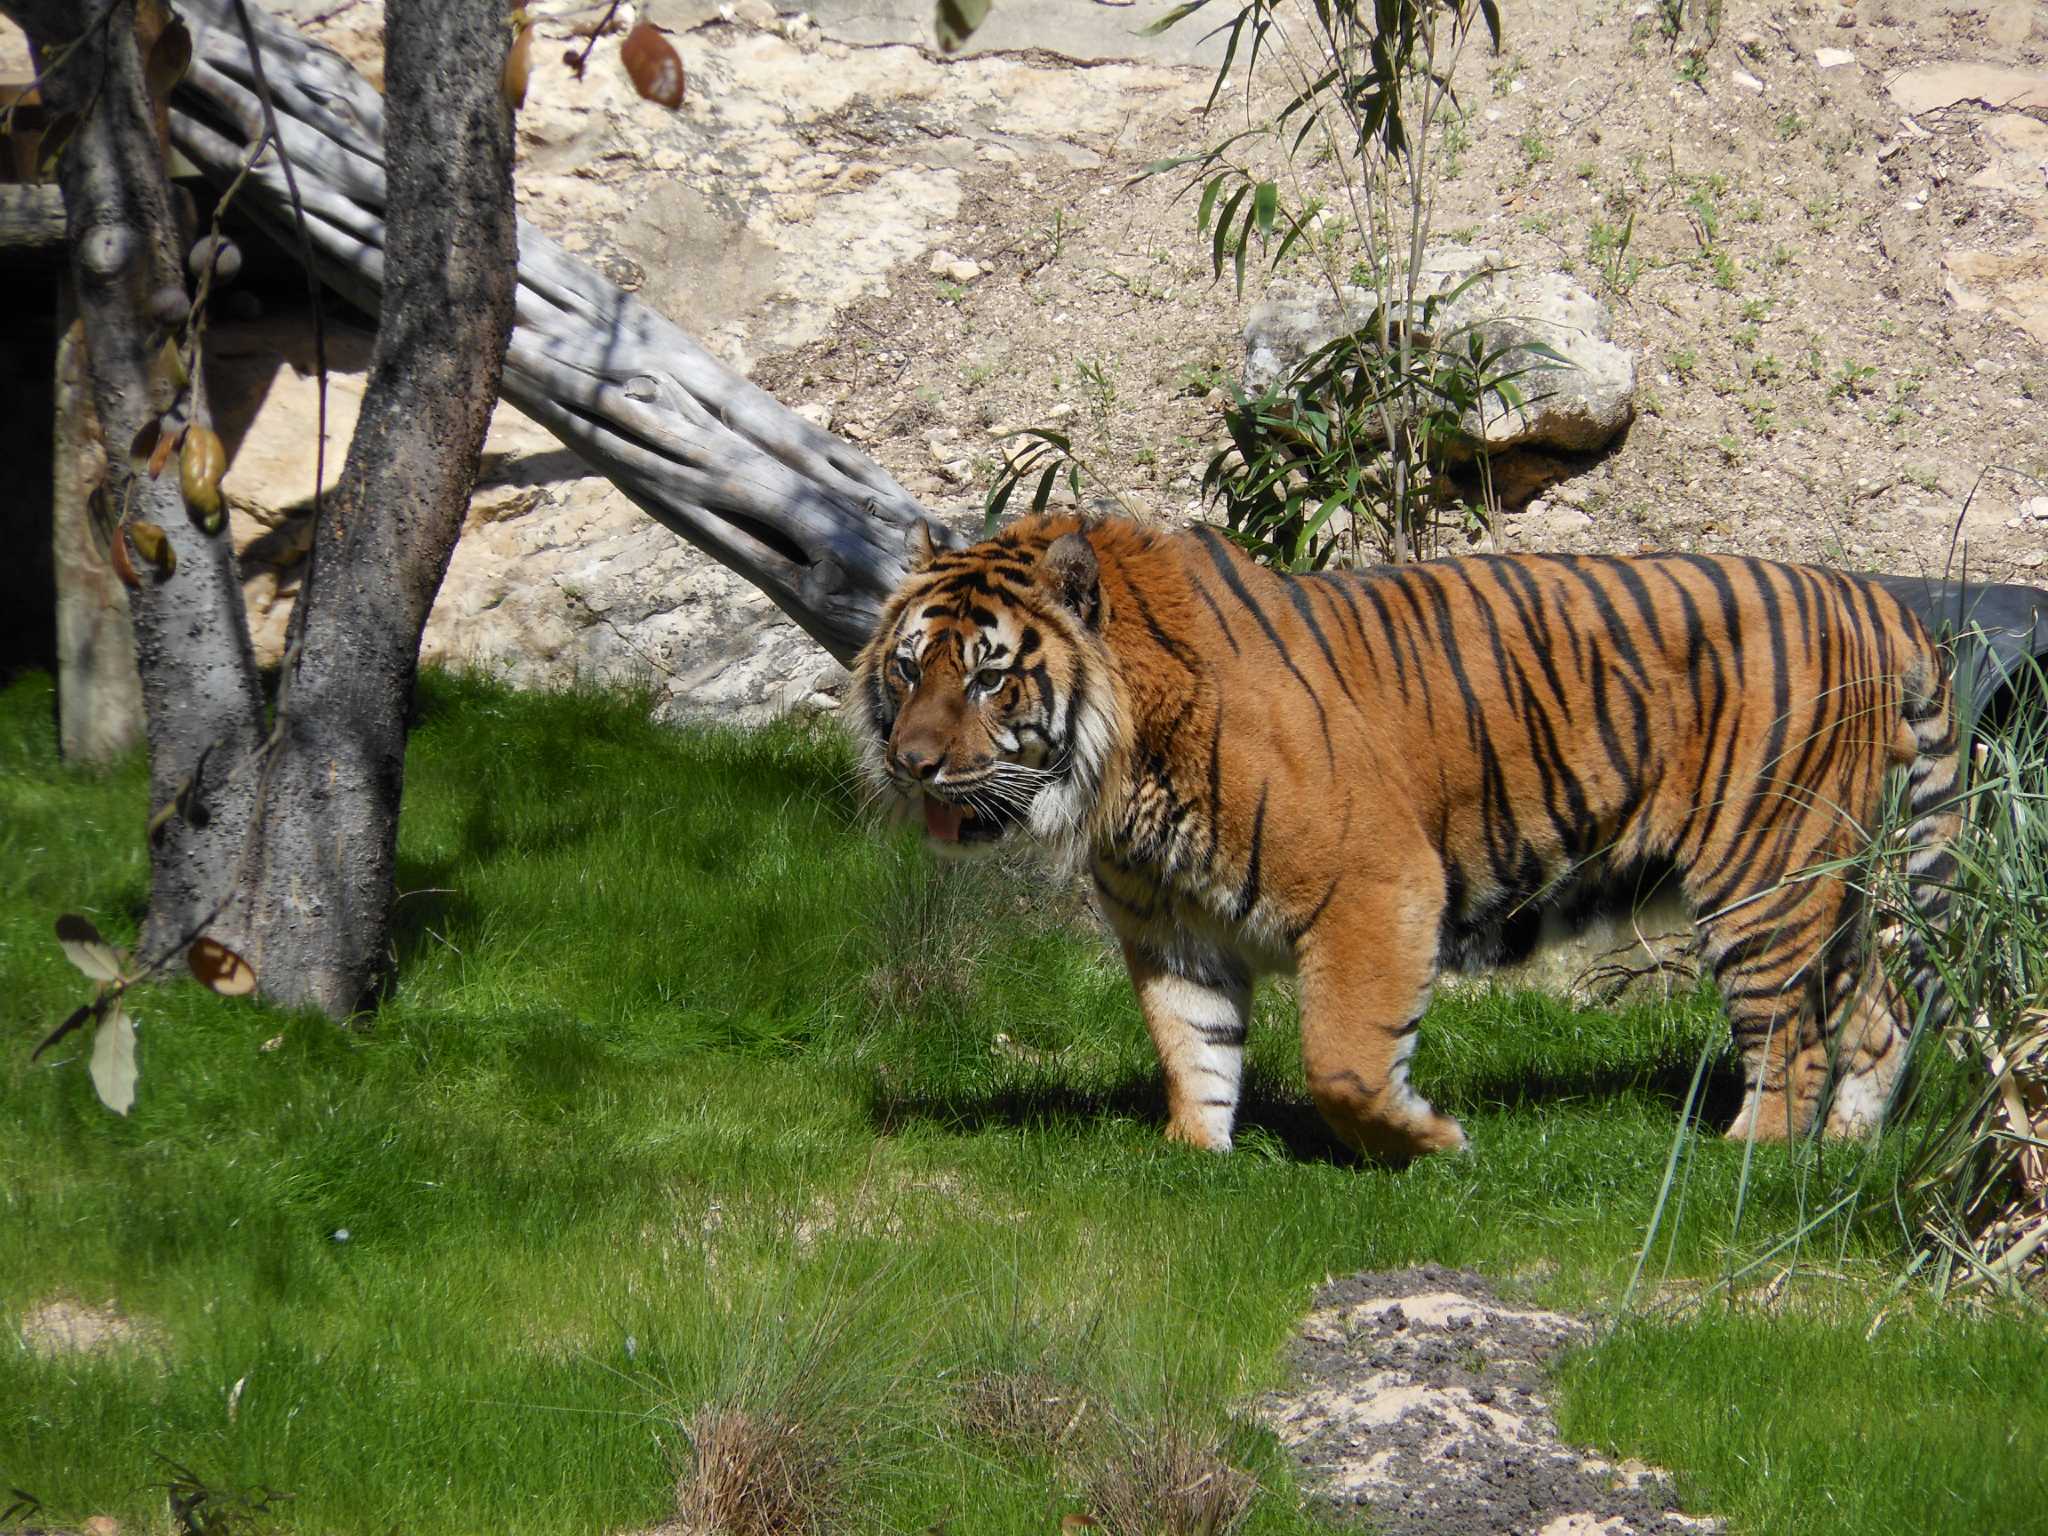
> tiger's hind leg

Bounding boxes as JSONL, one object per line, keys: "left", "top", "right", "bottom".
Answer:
{"left": 1697, "top": 879, "right": 1853, "bottom": 1143}
{"left": 1819, "top": 952, "right": 1913, "bottom": 1138}
{"left": 1296, "top": 891, "right": 1466, "bottom": 1162}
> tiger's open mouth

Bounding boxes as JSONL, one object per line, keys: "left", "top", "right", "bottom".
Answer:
{"left": 919, "top": 789, "right": 1023, "bottom": 847}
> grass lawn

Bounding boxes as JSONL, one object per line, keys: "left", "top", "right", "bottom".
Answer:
{"left": 2, "top": 670, "right": 2043, "bottom": 1534}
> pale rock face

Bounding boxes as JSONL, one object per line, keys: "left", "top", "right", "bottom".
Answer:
{"left": 177, "top": 1, "right": 1193, "bottom": 722}
{"left": 1243, "top": 249, "right": 1638, "bottom": 456}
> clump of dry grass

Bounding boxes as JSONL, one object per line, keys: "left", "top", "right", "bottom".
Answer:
{"left": 673, "top": 1403, "right": 843, "bottom": 1536}
{"left": 956, "top": 1367, "right": 1089, "bottom": 1459}
{"left": 1080, "top": 1417, "right": 1260, "bottom": 1536}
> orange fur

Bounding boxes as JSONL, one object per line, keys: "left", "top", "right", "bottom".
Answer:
{"left": 852, "top": 515, "right": 1960, "bottom": 1160}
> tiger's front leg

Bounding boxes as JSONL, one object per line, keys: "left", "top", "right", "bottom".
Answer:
{"left": 1120, "top": 939, "right": 1252, "bottom": 1151}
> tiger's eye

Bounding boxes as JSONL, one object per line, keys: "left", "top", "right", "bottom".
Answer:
{"left": 971, "top": 668, "right": 1005, "bottom": 695}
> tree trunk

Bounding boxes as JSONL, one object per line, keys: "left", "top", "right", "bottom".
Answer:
{"left": 16, "top": 0, "right": 269, "bottom": 956}
{"left": 52, "top": 282, "right": 145, "bottom": 765}
{"left": 231, "top": 0, "right": 517, "bottom": 1014}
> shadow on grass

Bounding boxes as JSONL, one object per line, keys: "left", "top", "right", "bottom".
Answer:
{"left": 1444, "top": 1051, "right": 1746, "bottom": 1129}
{"left": 867, "top": 1048, "right": 1749, "bottom": 1166}
{"left": 866, "top": 1064, "right": 1363, "bottom": 1166}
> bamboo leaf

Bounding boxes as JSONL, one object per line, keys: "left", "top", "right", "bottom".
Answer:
{"left": 933, "top": 0, "right": 991, "bottom": 52}
{"left": 1029, "top": 462, "right": 1060, "bottom": 514}
{"left": 1138, "top": 0, "right": 1208, "bottom": 36}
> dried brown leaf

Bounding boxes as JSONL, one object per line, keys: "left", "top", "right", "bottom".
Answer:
{"left": 128, "top": 521, "right": 175, "bottom": 578}
{"left": 621, "top": 20, "right": 685, "bottom": 109}
{"left": 146, "top": 16, "right": 193, "bottom": 98}
{"left": 503, "top": 22, "right": 533, "bottom": 111}
{"left": 108, "top": 523, "right": 142, "bottom": 589}
{"left": 84, "top": 481, "right": 116, "bottom": 560}
{"left": 130, "top": 417, "right": 163, "bottom": 474}
{"left": 187, "top": 936, "right": 256, "bottom": 998}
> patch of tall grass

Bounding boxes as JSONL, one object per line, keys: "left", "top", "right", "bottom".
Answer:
{"left": 1, "top": 669, "right": 2041, "bottom": 1535}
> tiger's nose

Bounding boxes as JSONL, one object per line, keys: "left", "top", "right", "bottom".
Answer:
{"left": 889, "top": 745, "right": 943, "bottom": 782}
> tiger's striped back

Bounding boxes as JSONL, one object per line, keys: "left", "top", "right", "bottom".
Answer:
{"left": 852, "top": 515, "right": 1959, "bottom": 1156}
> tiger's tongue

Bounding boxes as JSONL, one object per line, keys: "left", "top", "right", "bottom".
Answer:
{"left": 923, "top": 796, "right": 965, "bottom": 842}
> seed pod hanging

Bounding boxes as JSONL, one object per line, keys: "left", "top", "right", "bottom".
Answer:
{"left": 179, "top": 425, "right": 228, "bottom": 535}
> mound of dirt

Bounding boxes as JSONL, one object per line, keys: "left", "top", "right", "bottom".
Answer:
{"left": 1261, "top": 1267, "right": 1716, "bottom": 1536}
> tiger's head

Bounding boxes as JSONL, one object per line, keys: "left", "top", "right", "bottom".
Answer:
{"left": 850, "top": 515, "right": 1120, "bottom": 851}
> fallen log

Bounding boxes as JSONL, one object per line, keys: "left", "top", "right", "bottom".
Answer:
{"left": 168, "top": 0, "right": 953, "bottom": 666}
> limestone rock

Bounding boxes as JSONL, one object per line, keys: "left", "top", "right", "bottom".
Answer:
{"left": 1242, "top": 251, "right": 1637, "bottom": 455}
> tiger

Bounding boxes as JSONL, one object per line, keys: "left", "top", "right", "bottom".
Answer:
{"left": 849, "top": 512, "right": 1960, "bottom": 1161}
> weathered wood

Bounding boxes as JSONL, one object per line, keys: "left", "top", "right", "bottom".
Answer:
{"left": 51, "top": 279, "right": 145, "bottom": 764}
{"left": 168, "top": 0, "right": 957, "bottom": 666}
{"left": 0, "top": 183, "right": 66, "bottom": 250}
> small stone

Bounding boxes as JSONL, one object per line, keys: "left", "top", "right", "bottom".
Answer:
{"left": 1732, "top": 69, "right": 1764, "bottom": 93}
{"left": 1987, "top": 1, "right": 2033, "bottom": 47}
{"left": 1836, "top": 9, "right": 1856, "bottom": 25}
{"left": 794, "top": 401, "right": 833, "bottom": 430}
{"left": 945, "top": 259, "right": 981, "bottom": 285}
{"left": 1814, "top": 47, "right": 1855, "bottom": 68}
{"left": 732, "top": 0, "right": 776, "bottom": 26}
{"left": 84, "top": 1520, "right": 120, "bottom": 1536}
{"left": 926, "top": 248, "right": 960, "bottom": 278}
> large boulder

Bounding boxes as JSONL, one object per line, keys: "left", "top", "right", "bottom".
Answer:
{"left": 1243, "top": 250, "right": 1637, "bottom": 456}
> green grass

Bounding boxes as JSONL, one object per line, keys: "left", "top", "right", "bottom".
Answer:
{"left": 2, "top": 670, "right": 2043, "bottom": 1534}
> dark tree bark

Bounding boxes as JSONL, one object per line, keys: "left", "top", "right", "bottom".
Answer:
{"left": 15, "top": 0, "right": 268, "bottom": 956}
{"left": 15, "top": 0, "right": 516, "bottom": 1019}
{"left": 230, "top": 0, "right": 518, "bottom": 1014}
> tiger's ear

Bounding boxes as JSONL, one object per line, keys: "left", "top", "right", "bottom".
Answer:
{"left": 1040, "top": 531, "right": 1100, "bottom": 629}
{"left": 905, "top": 520, "right": 940, "bottom": 573}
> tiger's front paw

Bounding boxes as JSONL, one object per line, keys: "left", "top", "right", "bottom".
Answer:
{"left": 1163, "top": 1114, "right": 1233, "bottom": 1153}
